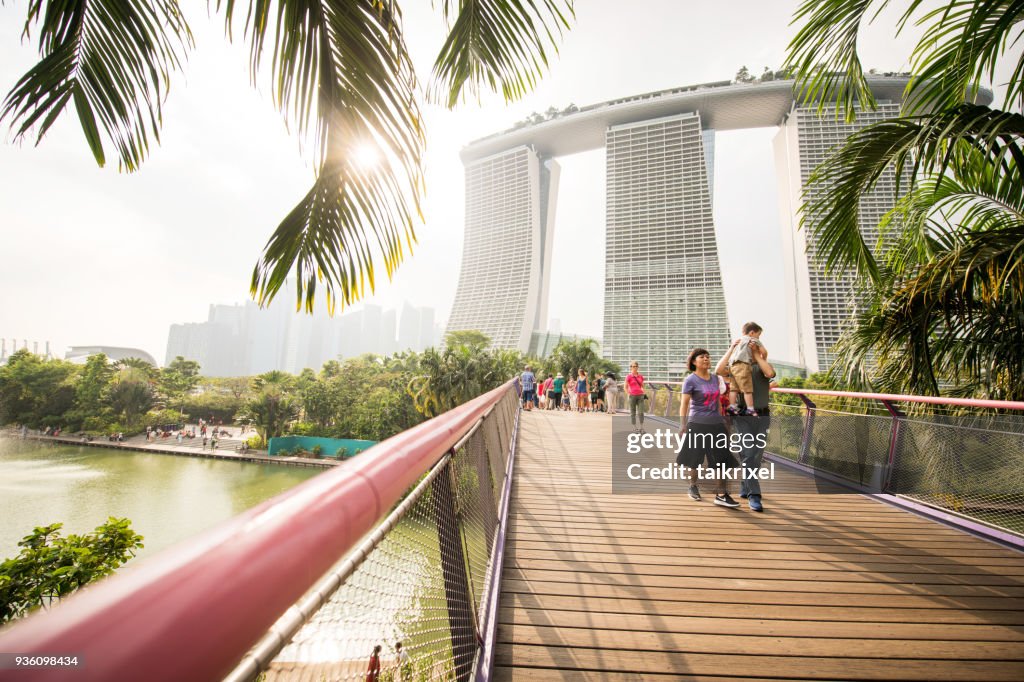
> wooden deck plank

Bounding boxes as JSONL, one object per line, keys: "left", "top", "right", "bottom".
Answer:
{"left": 495, "top": 411, "right": 1024, "bottom": 679}
{"left": 495, "top": 644, "right": 1024, "bottom": 680}
{"left": 498, "top": 606, "right": 1024, "bottom": 641}
{"left": 497, "top": 623, "right": 1024, "bottom": 659}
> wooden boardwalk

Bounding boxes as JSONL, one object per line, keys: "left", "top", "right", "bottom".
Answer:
{"left": 495, "top": 410, "right": 1024, "bottom": 680}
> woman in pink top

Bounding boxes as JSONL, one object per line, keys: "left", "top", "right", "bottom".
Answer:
{"left": 625, "top": 361, "right": 646, "bottom": 432}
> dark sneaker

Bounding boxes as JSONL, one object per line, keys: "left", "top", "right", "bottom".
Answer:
{"left": 739, "top": 490, "right": 749, "bottom": 499}
{"left": 714, "top": 493, "right": 740, "bottom": 508}
{"left": 725, "top": 405, "right": 741, "bottom": 416}
{"left": 744, "top": 408, "right": 759, "bottom": 417}
{"left": 688, "top": 485, "right": 701, "bottom": 501}
{"left": 748, "top": 495, "right": 763, "bottom": 512}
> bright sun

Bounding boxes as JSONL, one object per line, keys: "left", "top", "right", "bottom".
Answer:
{"left": 352, "top": 144, "right": 380, "bottom": 171}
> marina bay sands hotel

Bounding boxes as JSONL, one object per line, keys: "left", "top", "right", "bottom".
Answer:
{"left": 445, "top": 77, "right": 914, "bottom": 379}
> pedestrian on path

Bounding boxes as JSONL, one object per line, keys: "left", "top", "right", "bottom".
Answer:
{"left": 716, "top": 340, "right": 776, "bottom": 512}
{"left": 366, "top": 644, "right": 382, "bottom": 681}
{"left": 678, "top": 348, "right": 739, "bottom": 508}
{"left": 625, "top": 362, "right": 646, "bottom": 431}
{"left": 521, "top": 365, "right": 536, "bottom": 411}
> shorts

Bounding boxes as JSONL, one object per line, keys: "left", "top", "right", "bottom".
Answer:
{"left": 730, "top": 361, "right": 753, "bottom": 394}
{"left": 676, "top": 420, "right": 737, "bottom": 470}
{"left": 522, "top": 389, "right": 535, "bottom": 404}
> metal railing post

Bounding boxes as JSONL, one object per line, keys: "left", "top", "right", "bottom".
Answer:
{"left": 433, "top": 452, "right": 477, "bottom": 682}
{"left": 797, "top": 392, "right": 816, "bottom": 465}
{"left": 880, "top": 399, "right": 906, "bottom": 493}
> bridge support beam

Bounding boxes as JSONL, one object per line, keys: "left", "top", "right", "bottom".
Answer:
{"left": 433, "top": 457, "right": 477, "bottom": 682}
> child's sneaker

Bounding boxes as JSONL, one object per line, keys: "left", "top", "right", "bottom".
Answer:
{"left": 744, "top": 408, "right": 759, "bottom": 417}
{"left": 725, "top": 405, "right": 741, "bottom": 416}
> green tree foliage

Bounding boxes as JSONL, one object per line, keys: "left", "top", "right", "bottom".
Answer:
{"left": 242, "top": 372, "right": 300, "bottom": 447}
{"left": 783, "top": 0, "right": 1024, "bottom": 399}
{"left": 75, "top": 353, "right": 115, "bottom": 414}
{"left": 294, "top": 355, "right": 425, "bottom": 441}
{"left": 105, "top": 367, "right": 156, "bottom": 427}
{"left": 409, "top": 341, "right": 524, "bottom": 418}
{"left": 179, "top": 391, "right": 243, "bottom": 424}
{"left": 2, "top": 0, "right": 574, "bottom": 313}
{"left": 546, "top": 338, "right": 620, "bottom": 380}
{"left": 159, "top": 356, "right": 201, "bottom": 416}
{"left": 0, "top": 518, "right": 143, "bottom": 623}
{"left": 444, "top": 329, "right": 492, "bottom": 351}
{"left": 0, "top": 350, "right": 77, "bottom": 427}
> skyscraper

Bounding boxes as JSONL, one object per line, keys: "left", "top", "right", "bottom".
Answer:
{"left": 604, "top": 113, "right": 729, "bottom": 380}
{"left": 775, "top": 101, "right": 904, "bottom": 373}
{"left": 398, "top": 303, "right": 420, "bottom": 351}
{"left": 445, "top": 147, "right": 560, "bottom": 351}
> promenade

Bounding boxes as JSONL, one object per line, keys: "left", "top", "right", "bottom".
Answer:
{"left": 495, "top": 410, "right": 1024, "bottom": 680}
{"left": 10, "top": 429, "right": 338, "bottom": 469}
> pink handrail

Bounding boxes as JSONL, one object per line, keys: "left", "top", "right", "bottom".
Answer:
{"left": 0, "top": 380, "right": 518, "bottom": 682}
{"left": 770, "top": 387, "right": 1024, "bottom": 411}
{"left": 646, "top": 379, "right": 1024, "bottom": 411}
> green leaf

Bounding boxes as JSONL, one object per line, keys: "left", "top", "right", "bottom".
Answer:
{"left": 431, "top": 0, "right": 575, "bottom": 108}
{"left": 1, "top": 0, "right": 193, "bottom": 172}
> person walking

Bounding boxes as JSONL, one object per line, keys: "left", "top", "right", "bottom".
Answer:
{"left": 366, "top": 644, "right": 382, "bottom": 681}
{"left": 625, "top": 362, "right": 646, "bottom": 432}
{"left": 551, "top": 372, "right": 565, "bottom": 410}
{"left": 520, "top": 365, "right": 536, "bottom": 412}
{"left": 575, "top": 369, "right": 588, "bottom": 412}
{"left": 678, "top": 348, "right": 739, "bottom": 507}
{"left": 396, "top": 641, "right": 411, "bottom": 681}
{"left": 603, "top": 372, "right": 620, "bottom": 414}
{"left": 717, "top": 340, "right": 776, "bottom": 512}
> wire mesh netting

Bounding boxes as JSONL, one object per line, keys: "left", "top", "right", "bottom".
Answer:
{"left": 762, "top": 396, "right": 1024, "bottom": 537}
{"left": 255, "top": 389, "right": 518, "bottom": 682}
{"left": 890, "top": 415, "right": 1024, "bottom": 536}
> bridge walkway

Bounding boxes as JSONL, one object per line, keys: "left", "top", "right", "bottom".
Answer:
{"left": 494, "top": 409, "right": 1024, "bottom": 680}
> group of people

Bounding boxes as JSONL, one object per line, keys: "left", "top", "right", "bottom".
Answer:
{"left": 366, "top": 641, "right": 411, "bottom": 681}
{"left": 523, "top": 322, "right": 776, "bottom": 513}
{"left": 676, "top": 322, "right": 774, "bottom": 512}
{"left": 520, "top": 366, "right": 623, "bottom": 413}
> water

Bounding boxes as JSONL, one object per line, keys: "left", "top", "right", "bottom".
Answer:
{"left": 0, "top": 438, "right": 322, "bottom": 561}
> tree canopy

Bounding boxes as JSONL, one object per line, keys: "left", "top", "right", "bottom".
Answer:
{"left": 783, "top": 0, "right": 1024, "bottom": 400}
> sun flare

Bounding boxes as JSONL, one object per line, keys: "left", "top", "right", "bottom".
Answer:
{"left": 352, "top": 144, "right": 380, "bottom": 171}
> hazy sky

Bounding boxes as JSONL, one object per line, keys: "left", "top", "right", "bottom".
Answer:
{"left": 1, "top": 1, "right": 1010, "bottom": 367}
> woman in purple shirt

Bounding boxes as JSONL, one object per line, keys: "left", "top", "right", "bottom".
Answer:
{"left": 677, "top": 347, "right": 739, "bottom": 508}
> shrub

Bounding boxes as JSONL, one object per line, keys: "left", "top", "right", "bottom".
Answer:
{"left": 0, "top": 518, "right": 143, "bottom": 623}
{"left": 311, "top": 444, "right": 323, "bottom": 458}
{"left": 245, "top": 435, "right": 264, "bottom": 450}
{"left": 335, "top": 446, "right": 349, "bottom": 459}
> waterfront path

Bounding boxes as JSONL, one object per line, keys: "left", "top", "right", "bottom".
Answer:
{"left": 10, "top": 430, "right": 338, "bottom": 469}
{"left": 495, "top": 410, "right": 1024, "bottom": 680}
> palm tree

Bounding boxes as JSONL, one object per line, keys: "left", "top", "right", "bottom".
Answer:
{"left": 2, "top": 1, "right": 574, "bottom": 312}
{"left": 243, "top": 371, "right": 299, "bottom": 446}
{"left": 782, "top": 0, "right": 1024, "bottom": 399}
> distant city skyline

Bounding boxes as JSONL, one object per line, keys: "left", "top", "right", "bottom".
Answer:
{"left": 165, "top": 299, "right": 440, "bottom": 376}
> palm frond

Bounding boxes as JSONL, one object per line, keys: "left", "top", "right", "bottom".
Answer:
{"left": 431, "top": 0, "right": 574, "bottom": 108}
{"left": 2, "top": 0, "right": 192, "bottom": 171}
{"left": 785, "top": 1, "right": 1023, "bottom": 119}
{"left": 802, "top": 104, "right": 1024, "bottom": 280}
{"left": 784, "top": 0, "right": 904, "bottom": 120}
{"left": 224, "top": 0, "right": 424, "bottom": 311}
{"left": 907, "top": 1, "right": 1024, "bottom": 113}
